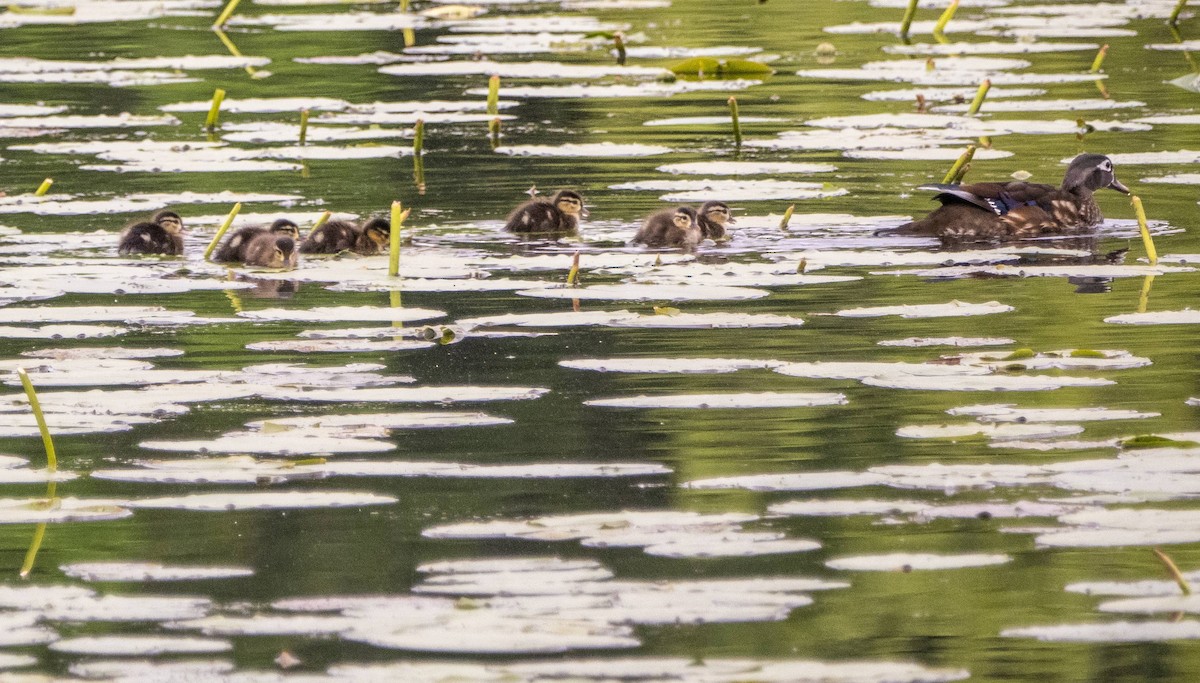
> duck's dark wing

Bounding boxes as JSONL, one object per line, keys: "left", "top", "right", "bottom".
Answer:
{"left": 924, "top": 180, "right": 1058, "bottom": 217}
{"left": 504, "top": 200, "right": 565, "bottom": 234}
{"left": 213, "top": 227, "right": 266, "bottom": 262}
{"left": 300, "top": 220, "right": 357, "bottom": 254}
{"left": 118, "top": 222, "right": 175, "bottom": 255}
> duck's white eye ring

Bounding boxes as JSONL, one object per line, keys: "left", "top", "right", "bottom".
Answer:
{"left": 1101, "top": 160, "right": 1112, "bottom": 171}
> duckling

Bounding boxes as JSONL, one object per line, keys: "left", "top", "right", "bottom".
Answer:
{"left": 117, "top": 210, "right": 184, "bottom": 255}
{"left": 242, "top": 232, "right": 298, "bottom": 269}
{"left": 213, "top": 219, "right": 300, "bottom": 263}
{"left": 300, "top": 217, "right": 390, "bottom": 255}
{"left": 503, "top": 189, "right": 587, "bottom": 236}
{"left": 633, "top": 206, "right": 701, "bottom": 249}
{"left": 886, "top": 153, "right": 1129, "bottom": 242}
{"left": 697, "top": 201, "right": 734, "bottom": 241}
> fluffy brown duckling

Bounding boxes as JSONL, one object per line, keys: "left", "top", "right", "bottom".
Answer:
{"left": 213, "top": 219, "right": 300, "bottom": 263}
{"left": 117, "top": 210, "right": 184, "bottom": 255}
{"left": 632, "top": 205, "right": 701, "bottom": 249}
{"left": 503, "top": 189, "right": 587, "bottom": 236}
{"left": 886, "top": 153, "right": 1129, "bottom": 242}
{"left": 697, "top": 201, "right": 734, "bottom": 241}
{"left": 300, "top": 217, "right": 390, "bottom": 255}
{"left": 242, "top": 232, "right": 298, "bottom": 269}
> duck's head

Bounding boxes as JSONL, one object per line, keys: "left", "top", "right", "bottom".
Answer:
{"left": 269, "top": 219, "right": 300, "bottom": 240}
{"left": 153, "top": 210, "right": 184, "bottom": 235}
{"left": 552, "top": 190, "right": 588, "bottom": 218}
{"left": 699, "top": 201, "right": 734, "bottom": 227}
{"left": 362, "top": 217, "right": 391, "bottom": 250}
{"left": 258, "top": 236, "right": 297, "bottom": 269}
{"left": 1064, "top": 154, "right": 1129, "bottom": 194}
{"left": 672, "top": 206, "right": 699, "bottom": 231}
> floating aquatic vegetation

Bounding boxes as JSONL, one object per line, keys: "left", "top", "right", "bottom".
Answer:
{"left": 847, "top": 147, "right": 1014, "bottom": 160}
{"left": 236, "top": 305, "right": 445, "bottom": 323}
{"left": 227, "top": 11, "right": 429, "bottom": 31}
{"left": 952, "top": 349, "right": 1152, "bottom": 371}
{"left": 258, "top": 385, "right": 549, "bottom": 404}
{"left": 60, "top": 562, "right": 254, "bottom": 582}
{"left": 949, "top": 404, "right": 1159, "bottom": 423}
{"left": 879, "top": 336, "right": 1014, "bottom": 347}
{"left": 1106, "top": 310, "right": 1200, "bottom": 325}
{"left": 769, "top": 499, "right": 930, "bottom": 517}
{"left": 685, "top": 471, "right": 885, "bottom": 492}
{"left": 161, "top": 96, "right": 350, "bottom": 113}
{"left": 517, "top": 284, "right": 769, "bottom": 302}
{"left": 835, "top": 300, "right": 1013, "bottom": 318}
{"left": 560, "top": 358, "right": 783, "bottom": 374}
{"left": 457, "top": 310, "right": 642, "bottom": 329}
{"left": 643, "top": 115, "right": 782, "bottom": 127}
{"left": 247, "top": 338, "right": 436, "bottom": 353}
{"left": 937, "top": 98, "right": 1144, "bottom": 113}
{"left": 50, "top": 635, "right": 232, "bottom": 655}
{"left": 865, "top": 375, "right": 1114, "bottom": 392}
{"left": 1002, "top": 621, "right": 1200, "bottom": 642}
{"left": 826, "top": 553, "right": 1011, "bottom": 571}
{"left": 129, "top": 491, "right": 398, "bottom": 511}
{"left": 381, "top": 60, "right": 669, "bottom": 79}
{"left": 139, "top": 432, "right": 395, "bottom": 455}
{"left": 586, "top": 392, "right": 848, "bottom": 409}
{"left": 0, "top": 324, "right": 127, "bottom": 340}
{"left": 896, "top": 423, "right": 1084, "bottom": 440}
{"left": 875, "top": 263, "right": 1189, "bottom": 278}
{"left": 466, "top": 80, "right": 762, "bottom": 98}
{"left": 0, "top": 113, "right": 177, "bottom": 128}
{"left": 610, "top": 179, "right": 847, "bottom": 202}
{"left": 656, "top": 161, "right": 837, "bottom": 175}
{"left": 774, "top": 361, "right": 991, "bottom": 381}
{"left": 862, "top": 86, "right": 1045, "bottom": 102}
{"left": 0, "top": 305, "right": 209, "bottom": 325}
{"left": 247, "top": 412, "right": 512, "bottom": 431}
{"left": 424, "top": 510, "right": 819, "bottom": 559}
{"left": 21, "top": 346, "right": 183, "bottom": 360}
{"left": 0, "top": 187, "right": 301, "bottom": 215}
{"left": 1098, "top": 595, "right": 1200, "bottom": 615}
{"left": 219, "top": 121, "right": 408, "bottom": 144}
{"left": 446, "top": 15, "right": 627, "bottom": 33}
{"left": 883, "top": 41, "right": 1099, "bottom": 55}
{"left": 497, "top": 142, "right": 672, "bottom": 157}
{"left": 0, "top": 496, "right": 126, "bottom": 521}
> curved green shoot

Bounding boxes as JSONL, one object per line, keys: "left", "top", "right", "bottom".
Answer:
{"left": 1090, "top": 44, "right": 1109, "bottom": 73}
{"left": 204, "top": 202, "right": 243, "bottom": 261}
{"left": 967, "top": 79, "right": 991, "bottom": 115}
{"left": 942, "top": 145, "right": 976, "bottom": 184}
{"left": 1131, "top": 195, "right": 1157, "bottom": 265}
{"left": 16, "top": 369, "right": 56, "bottom": 473}
{"left": 567, "top": 251, "right": 581, "bottom": 287}
{"left": 1154, "top": 548, "right": 1192, "bottom": 595}
{"left": 899, "top": 0, "right": 919, "bottom": 44}
{"left": 213, "top": 0, "right": 241, "bottom": 27}
{"left": 779, "top": 204, "right": 795, "bottom": 229}
{"left": 33, "top": 178, "right": 53, "bottom": 196}
{"left": 1170, "top": 0, "right": 1187, "bottom": 26}
{"left": 933, "top": 0, "right": 959, "bottom": 42}
{"left": 205, "top": 88, "right": 226, "bottom": 130}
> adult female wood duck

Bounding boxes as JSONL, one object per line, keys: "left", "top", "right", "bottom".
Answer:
{"left": 213, "top": 219, "right": 299, "bottom": 263}
{"left": 887, "top": 154, "right": 1129, "bottom": 241}
{"left": 242, "top": 232, "right": 298, "bottom": 269}
{"left": 300, "top": 217, "right": 390, "bottom": 255}
{"left": 633, "top": 205, "right": 701, "bottom": 249}
{"left": 697, "top": 201, "right": 734, "bottom": 241}
{"left": 503, "top": 189, "right": 587, "bottom": 236}
{"left": 117, "top": 210, "right": 184, "bottom": 255}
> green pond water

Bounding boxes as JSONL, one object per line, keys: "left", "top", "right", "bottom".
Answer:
{"left": 2, "top": 0, "right": 1200, "bottom": 680}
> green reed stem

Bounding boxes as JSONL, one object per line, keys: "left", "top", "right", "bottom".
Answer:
{"left": 899, "top": 0, "right": 919, "bottom": 43}
{"left": 308, "top": 210, "right": 331, "bottom": 237}
{"left": 1170, "top": 0, "right": 1187, "bottom": 25}
{"left": 614, "top": 32, "right": 627, "bottom": 66}
{"left": 299, "top": 108, "right": 309, "bottom": 146}
{"left": 1090, "top": 44, "right": 1109, "bottom": 73}
{"left": 779, "top": 204, "right": 796, "bottom": 229}
{"left": 205, "top": 88, "right": 226, "bottom": 130}
{"left": 728, "top": 96, "right": 742, "bottom": 148}
{"left": 488, "top": 117, "right": 501, "bottom": 148}
{"left": 1154, "top": 548, "right": 1192, "bottom": 595}
{"left": 933, "top": 0, "right": 958, "bottom": 40}
{"left": 204, "top": 202, "right": 242, "bottom": 261}
{"left": 33, "top": 178, "right": 53, "bottom": 196}
{"left": 486, "top": 75, "right": 500, "bottom": 116}
{"left": 389, "top": 201, "right": 403, "bottom": 277}
{"left": 966, "top": 79, "right": 991, "bottom": 115}
{"left": 20, "top": 524, "right": 47, "bottom": 578}
{"left": 941, "top": 145, "right": 976, "bottom": 184}
{"left": 212, "top": 0, "right": 241, "bottom": 27}
{"left": 567, "top": 251, "right": 581, "bottom": 287}
{"left": 1131, "top": 195, "right": 1157, "bottom": 265}
{"left": 16, "top": 369, "right": 56, "bottom": 472}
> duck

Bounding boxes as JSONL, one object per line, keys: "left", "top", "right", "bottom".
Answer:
{"left": 242, "top": 232, "right": 298, "bottom": 269}
{"left": 300, "top": 217, "right": 390, "bottom": 255}
{"left": 503, "top": 189, "right": 587, "bottom": 236}
{"left": 632, "top": 205, "right": 701, "bottom": 249}
{"left": 117, "top": 210, "right": 185, "bottom": 255}
{"left": 886, "top": 153, "right": 1129, "bottom": 242}
{"left": 213, "top": 219, "right": 300, "bottom": 263}
{"left": 697, "top": 201, "right": 734, "bottom": 241}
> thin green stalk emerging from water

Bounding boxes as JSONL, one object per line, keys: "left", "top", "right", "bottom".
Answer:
{"left": 1131, "top": 195, "right": 1157, "bottom": 265}
{"left": 17, "top": 368, "right": 56, "bottom": 579}
{"left": 412, "top": 119, "right": 425, "bottom": 193}
{"left": 205, "top": 88, "right": 226, "bottom": 130}
{"left": 899, "top": 0, "right": 918, "bottom": 43}
{"left": 1170, "top": 0, "right": 1188, "bottom": 26}
{"left": 1090, "top": 44, "right": 1109, "bottom": 73}
{"left": 942, "top": 145, "right": 976, "bottom": 184}
{"left": 779, "top": 204, "right": 795, "bottom": 229}
{"left": 204, "top": 202, "right": 243, "bottom": 261}
{"left": 967, "top": 79, "right": 991, "bottom": 115}
{"left": 486, "top": 75, "right": 500, "bottom": 116}
{"left": 932, "top": 0, "right": 959, "bottom": 42}
{"left": 1154, "top": 548, "right": 1192, "bottom": 595}
{"left": 299, "top": 108, "right": 309, "bottom": 146}
{"left": 212, "top": 0, "right": 241, "bottom": 27}
{"left": 389, "top": 201, "right": 403, "bottom": 278}
{"left": 728, "top": 96, "right": 742, "bottom": 148}
{"left": 33, "top": 178, "right": 53, "bottom": 196}
{"left": 308, "top": 210, "right": 331, "bottom": 237}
